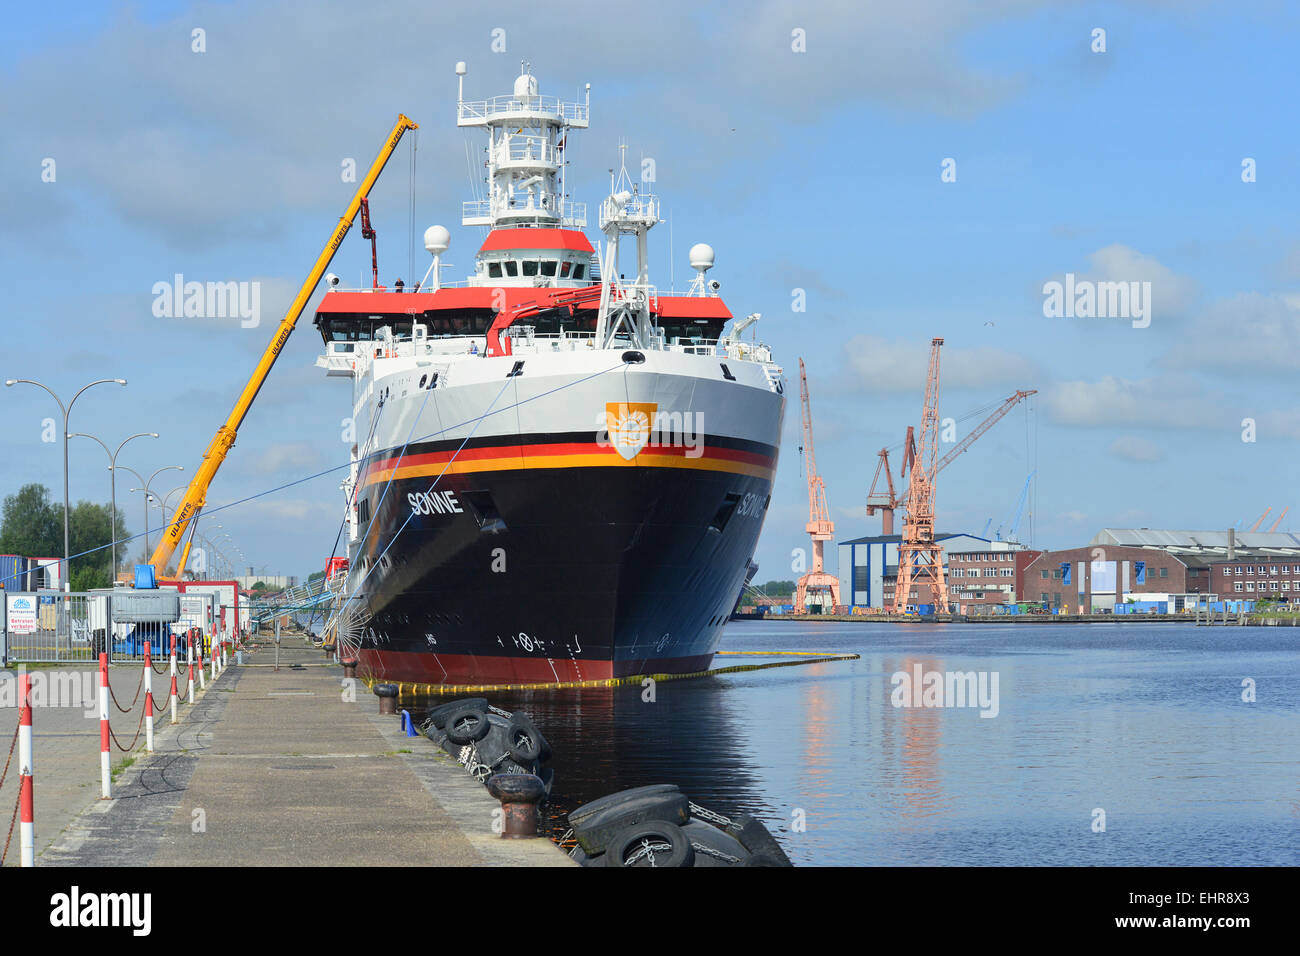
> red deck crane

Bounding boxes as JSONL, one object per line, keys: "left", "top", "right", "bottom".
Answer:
{"left": 795, "top": 358, "right": 840, "bottom": 613}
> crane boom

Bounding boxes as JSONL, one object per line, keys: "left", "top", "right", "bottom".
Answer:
{"left": 149, "top": 114, "right": 420, "bottom": 576}
{"left": 934, "top": 389, "right": 1037, "bottom": 475}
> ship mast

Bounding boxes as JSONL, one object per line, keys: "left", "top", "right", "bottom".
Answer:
{"left": 456, "top": 60, "right": 589, "bottom": 230}
{"left": 595, "top": 144, "right": 661, "bottom": 349}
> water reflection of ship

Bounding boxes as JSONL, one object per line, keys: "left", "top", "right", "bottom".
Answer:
{"left": 411, "top": 681, "right": 771, "bottom": 843}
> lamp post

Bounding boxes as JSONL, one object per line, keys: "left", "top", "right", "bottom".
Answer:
{"left": 69, "top": 431, "right": 157, "bottom": 585}
{"left": 5, "top": 378, "right": 127, "bottom": 590}
{"left": 121, "top": 465, "right": 184, "bottom": 561}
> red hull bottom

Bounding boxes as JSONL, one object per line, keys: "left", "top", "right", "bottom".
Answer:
{"left": 357, "top": 648, "right": 716, "bottom": 686}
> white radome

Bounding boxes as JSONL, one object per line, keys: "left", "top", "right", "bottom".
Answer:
{"left": 689, "top": 242, "right": 715, "bottom": 272}
{"left": 424, "top": 225, "right": 451, "bottom": 254}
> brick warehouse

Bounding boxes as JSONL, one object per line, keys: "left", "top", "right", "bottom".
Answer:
{"left": 948, "top": 547, "right": 1043, "bottom": 611}
{"left": 1209, "top": 557, "right": 1300, "bottom": 603}
{"left": 1022, "top": 546, "right": 1216, "bottom": 612}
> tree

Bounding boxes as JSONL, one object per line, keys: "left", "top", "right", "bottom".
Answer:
{"left": 0, "top": 484, "right": 128, "bottom": 584}
{"left": 0, "top": 484, "right": 60, "bottom": 558}
{"left": 308, "top": 570, "right": 325, "bottom": 584}
{"left": 758, "top": 579, "right": 797, "bottom": 598}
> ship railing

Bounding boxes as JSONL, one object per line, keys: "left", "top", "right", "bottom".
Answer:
{"left": 462, "top": 199, "right": 586, "bottom": 228}
{"left": 496, "top": 138, "right": 561, "bottom": 166}
{"left": 599, "top": 193, "right": 661, "bottom": 229}
{"left": 458, "top": 96, "right": 589, "bottom": 126}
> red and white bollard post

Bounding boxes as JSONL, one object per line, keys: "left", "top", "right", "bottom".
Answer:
{"left": 187, "top": 637, "right": 196, "bottom": 704}
{"left": 221, "top": 636, "right": 228, "bottom": 670}
{"left": 210, "top": 630, "right": 219, "bottom": 681}
{"left": 98, "top": 653, "right": 111, "bottom": 799}
{"left": 197, "top": 637, "right": 207, "bottom": 692}
{"left": 144, "top": 641, "right": 155, "bottom": 753}
{"left": 169, "top": 636, "right": 179, "bottom": 724}
{"left": 18, "top": 672, "right": 35, "bottom": 867}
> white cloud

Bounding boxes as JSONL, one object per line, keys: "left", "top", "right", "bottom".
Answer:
{"left": 1108, "top": 434, "right": 1163, "bottom": 463}
{"left": 1043, "top": 375, "right": 1225, "bottom": 429}
{"left": 842, "top": 335, "right": 1038, "bottom": 393}
{"left": 1162, "top": 293, "right": 1300, "bottom": 374}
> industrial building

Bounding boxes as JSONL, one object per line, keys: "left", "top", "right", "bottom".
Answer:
{"left": 947, "top": 546, "right": 1042, "bottom": 611}
{"left": 837, "top": 532, "right": 994, "bottom": 611}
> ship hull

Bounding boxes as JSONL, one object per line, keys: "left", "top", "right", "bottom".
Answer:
{"left": 345, "top": 435, "right": 778, "bottom": 685}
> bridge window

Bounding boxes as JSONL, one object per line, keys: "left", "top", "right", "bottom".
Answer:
{"left": 504, "top": 261, "right": 518, "bottom": 277}
{"left": 522, "top": 260, "right": 539, "bottom": 277}
{"left": 560, "top": 261, "right": 572, "bottom": 278}
{"left": 573, "top": 263, "right": 585, "bottom": 280}
{"left": 540, "top": 260, "right": 557, "bottom": 277}
{"left": 488, "top": 262, "right": 502, "bottom": 278}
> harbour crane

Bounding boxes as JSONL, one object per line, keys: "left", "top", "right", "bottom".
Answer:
{"left": 147, "top": 114, "right": 420, "bottom": 577}
{"left": 1269, "top": 507, "right": 1289, "bottom": 533}
{"left": 994, "top": 471, "right": 1035, "bottom": 542}
{"left": 795, "top": 358, "right": 840, "bottom": 613}
{"left": 866, "top": 388, "right": 1038, "bottom": 535}
{"left": 894, "top": 338, "right": 948, "bottom": 614}
{"left": 1249, "top": 508, "right": 1272, "bottom": 533}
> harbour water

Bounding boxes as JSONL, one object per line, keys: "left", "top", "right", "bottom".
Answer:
{"left": 413, "top": 620, "right": 1298, "bottom": 866}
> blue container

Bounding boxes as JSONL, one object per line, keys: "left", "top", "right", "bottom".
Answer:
{"left": 917, "top": 604, "right": 934, "bottom": 615}
{"left": 0, "top": 555, "right": 24, "bottom": 590}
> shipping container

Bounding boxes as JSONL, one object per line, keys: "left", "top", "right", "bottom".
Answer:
{"left": 0, "top": 555, "right": 26, "bottom": 590}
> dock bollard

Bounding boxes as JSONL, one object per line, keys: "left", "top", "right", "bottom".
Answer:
{"left": 187, "top": 638, "right": 196, "bottom": 704}
{"left": 374, "top": 683, "right": 398, "bottom": 715}
{"left": 341, "top": 658, "right": 358, "bottom": 680}
{"left": 486, "top": 774, "right": 546, "bottom": 839}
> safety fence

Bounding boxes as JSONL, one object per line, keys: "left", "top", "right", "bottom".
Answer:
{"left": 0, "top": 630, "right": 237, "bottom": 867}
{"left": 0, "top": 591, "right": 240, "bottom": 667}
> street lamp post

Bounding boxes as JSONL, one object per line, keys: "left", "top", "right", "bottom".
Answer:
{"left": 69, "top": 431, "right": 158, "bottom": 585}
{"left": 5, "top": 378, "right": 127, "bottom": 590}
{"left": 121, "top": 465, "right": 184, "bottom": 563}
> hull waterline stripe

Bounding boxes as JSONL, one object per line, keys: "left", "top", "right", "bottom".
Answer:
{"left": 359, "top": 653, "right": 860, "bottom": 697}
{"left": 361, "top": 452, "right": 775, "bottom": 487}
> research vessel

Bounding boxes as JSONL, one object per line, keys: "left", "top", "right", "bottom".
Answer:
{"left": 315, "top": 64, "right": 785, "bottom": 683}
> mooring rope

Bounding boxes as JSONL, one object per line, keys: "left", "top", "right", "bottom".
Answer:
{"left": 365, "top": 652, "right": 860, "bottom": 698}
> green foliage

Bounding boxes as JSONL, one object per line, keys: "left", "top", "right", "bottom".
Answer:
{"left": 251, "top": 580, "right": 268, "bottom": 591}
{"left": 0, "top": 484, "right": 60, "bottom": 557}
{"left": 307, "top": 570, "right": 325, "bottom": 583}
{"left": 70, "top": 564, "right": 110, "bottom": 591}
{"left": 0, "top": 483, "right": 128, "bottom": 583}
{"left": 758, "top": 579, "right": 796, "bottom": 597}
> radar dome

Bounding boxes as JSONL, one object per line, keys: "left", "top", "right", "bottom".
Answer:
{"left": 513, "top": 73, "right": 539, "bottom": 97}
{"left": 423, "top": 225, "right": 451, "bottom": 254}
{"left": 689, "top": 243, "right": 715, "bottom": 272}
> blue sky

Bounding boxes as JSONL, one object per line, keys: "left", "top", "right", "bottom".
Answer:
{"left": 2, "top": 0, "right": 1299, "bottom": 582}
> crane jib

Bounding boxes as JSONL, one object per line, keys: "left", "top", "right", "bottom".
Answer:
{"left": 145, "top": 114, "right": 418, "bottom": 575}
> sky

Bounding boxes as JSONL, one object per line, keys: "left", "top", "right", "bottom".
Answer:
{"left": 2, "top": 0, "right": 1299, "bottom": 583}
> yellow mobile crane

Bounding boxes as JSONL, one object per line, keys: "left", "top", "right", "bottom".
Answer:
{"left": 148, "top": 114, "right": 419, "bottom": 578}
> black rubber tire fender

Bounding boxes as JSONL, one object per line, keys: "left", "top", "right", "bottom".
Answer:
{"left": 680, "top": 820, "right": 750, "bottom": 867}
{"left": 606, "top": 822, "right": 695, "bottom": 868}
{"left": 724, "top": 814, "right": 793, "bottom": 866}
{"left": 506, "top": 715, "right": 544, "bottom": 764}
{"left": 428, "top": 697, "right": 488, "bottom": 730}
{"left": 443, "top": 705, "right": 491, "bottom": 744}
{"left": 569, "top": 785, "right": 690, "bottom": 856}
